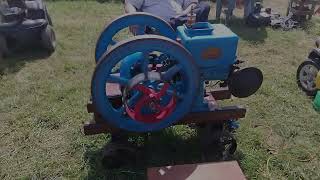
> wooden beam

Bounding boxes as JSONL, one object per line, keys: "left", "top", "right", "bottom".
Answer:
{"left": 83, "top": 106, "right": 246, "bottom": 135}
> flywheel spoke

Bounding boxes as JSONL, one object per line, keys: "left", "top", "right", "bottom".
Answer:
{"left": 162, "top": 64, "right": 182, "bottom": 81}
{"left": 107, "top": 75, "right": 129, "bottom": 86}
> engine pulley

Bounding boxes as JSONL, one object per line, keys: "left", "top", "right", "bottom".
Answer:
{"left": 228, "top": 67, "right": 263, "bottom": 98}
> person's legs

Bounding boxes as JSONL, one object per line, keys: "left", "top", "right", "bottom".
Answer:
{"left": 194, "top": 1, "right": 211, "bottom": 22}
{"left": 244, "top": 0, "right": 254, "bottom": 18}
{"left": 226, "top": 0, "right": 236, "bottom": 20}
{"left": 250, "top": 0, "right": 255, "bottom": 10}
{"left": 216, "top": 0, "right": 222, "bottom": 20}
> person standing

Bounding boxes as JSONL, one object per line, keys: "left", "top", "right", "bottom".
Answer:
{"left": 216, "top": 0, "right": 236, "bottom": 21}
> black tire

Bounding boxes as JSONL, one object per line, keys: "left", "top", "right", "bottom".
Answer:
{"left": 0, "top": 34, "right": 8, "bottom": 58}
{"left": 41, "top": 25, "right": 56, "bottom": 53}
{"left": 221, "top": 132, "right": 237, "bottom": 161}
{"left": 296, "top": 60, "right": 320, "bottom": 96}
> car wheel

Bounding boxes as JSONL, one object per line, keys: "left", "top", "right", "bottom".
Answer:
{"left": 297, "top": 60, "right": 320, "bottom": 96}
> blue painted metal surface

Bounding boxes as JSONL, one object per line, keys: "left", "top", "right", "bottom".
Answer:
{"left": 95, "top": 12, "right": 176, "bottom": 62}
{"left": 120, "top": 52, "right": 143, "bottom": 79}
{"left": 177, "top": 23, "right": 239, "bottom": 80}
{"left": 92, "top": 35, "right": 199, "bottom": 132}
{"left": 177, "top": 22, "right": 239, "bottom": 111}
{"left": 228, "top": 119, "right": 240, "bottom": 130}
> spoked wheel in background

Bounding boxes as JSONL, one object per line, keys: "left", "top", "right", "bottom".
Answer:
{"left": 91, "top": 35, "right": 199, "bottom": 132}
{"left": 297, "top": 60, "right": 320, "bottom": 96}
{"left": 94, "top": 12, "right": 176, "bottom": 63}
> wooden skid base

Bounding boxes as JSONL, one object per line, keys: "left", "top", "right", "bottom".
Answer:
{"left": 84, "top": 88, "right": 246, "bottom": 135}
{"left": 83, "top": 105, "right": 246, "bottom": 135}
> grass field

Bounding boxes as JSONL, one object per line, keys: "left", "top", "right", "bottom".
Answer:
{"left": 0, "top": 0, "right": 320, "bottom": 179}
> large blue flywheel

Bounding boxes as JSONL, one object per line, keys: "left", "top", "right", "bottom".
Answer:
{"left": 91, "top": 35, "right": 199, "bottom": 132}
{"left": 95, "top": 12, "right": 176, "bottom": 63}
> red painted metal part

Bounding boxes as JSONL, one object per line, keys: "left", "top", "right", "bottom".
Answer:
{"left": 125, "top": 83, "right": 177, "bottom": 123}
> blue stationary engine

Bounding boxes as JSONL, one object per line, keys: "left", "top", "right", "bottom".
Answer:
{"left": 91, "top": 12, "right": 263, "bottom": 132}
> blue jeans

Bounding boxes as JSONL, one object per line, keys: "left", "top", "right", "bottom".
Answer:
{"left": 244, "top": 0, "right": 255, "bottom": 18}
{"left": 216, "top": 0, "right": 236, "bottom": 19}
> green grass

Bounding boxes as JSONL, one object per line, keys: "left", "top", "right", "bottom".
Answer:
{"left": 1, "top": 1, "right": 320, "bottom": 179}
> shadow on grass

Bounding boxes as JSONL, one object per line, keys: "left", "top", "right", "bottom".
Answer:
{"left": 209, "top": 17, "right": 268, "bottom": 44}
{"left": 84, "top": 127, "right": 244, "bottom": 180}
{"left": 301, "top": 18, "right": 320, "bottom": 37}
{"left": 0, "top": 47, "right": 51, "bottom": 76}
{"left": 84, "top": 146, "right": 145, "bottom": 180}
